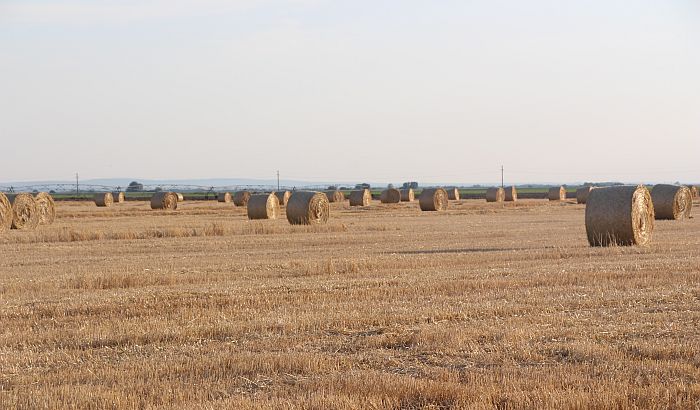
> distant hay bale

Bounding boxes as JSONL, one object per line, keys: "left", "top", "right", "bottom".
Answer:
{"left": 247, "top": 193, "right": 280, "bottom": 220}
{"left": 233, "top": 191, "right": 251, "bottom": 207}
{"left": 651, "top": 184, "right": 692, "bottom": 220}
{"left": 504, "top": 186, "right": 518, "bottom": 202}
{"left": 7, "top": 193, "right": 39, "bottom": 230}
{"left": 585, "top": 185, "right": 654, "bottom": 247}
{"left": 446, "top": 188, "right": 460, "bottom": 200}
{"left": 548, "top": 186, "right": 566, "bottom": 201}
{"left": 150, "top": 192, "right": 178, "bottom": 210}
{"left": 176, "top": 193, "right": 185, "bottom": 202}
{"left": 576, "top": 187, "right": 594, "bottom": 204}
{"left": 275, "top": 191, "right": 291, "bottom": 206}
{"left": 349, "top": 189, "right": 371, "bottom": 206}
{"left": 380, "top": 188, "right": 401, "bottom": 204}
{"left": 112, "top": 192, "right": 125, "bottom": 203}
{"left": 217, "top": 192, "right": 232, "bottom": 203}
{"left": 400, "top": 188, "right": 415, "bottom": 202}
{"left": 689, "top": 186, "right": 699, "bottom": 198}
{"left": 286, "top": 191, "right": 330, "bottom": 225}
{"left": 0, "top": 193, "right": 12, "bottom": 233}
{"left": 325, "top": 190, "right": 345, "bottom": 203}
{"left": 34, "top": 192, "right": 56, "bottom": 225}
{"left": 419, "top": 188, "right": 449, "bottom": 211}
{"left": 485, "top": 187, "right": 505, "bottom": 202}
{"left": 94, "top": 192, "right": 114, "bottom": 207}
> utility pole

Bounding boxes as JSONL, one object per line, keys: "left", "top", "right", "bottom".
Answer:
{"left": 277, "top": 170, "right": 280, "bottom": 192}
{"left": 501, "top": 165, "right": 504, "bottom": 188}
{"left": 76, "top": 173, "right": 79, "bottom": 196}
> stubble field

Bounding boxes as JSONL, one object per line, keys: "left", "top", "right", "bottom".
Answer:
{"left": 1, "top": 198, "right": 699, "bottom": 409}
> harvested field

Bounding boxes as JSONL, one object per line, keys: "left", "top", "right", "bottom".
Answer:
{"left": 1, "top": 198, "right": 699, "bottom": 408}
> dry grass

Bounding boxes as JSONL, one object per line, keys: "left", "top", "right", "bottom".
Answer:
{"left": 1, "top": 199, "right": 699, "bottom": 409}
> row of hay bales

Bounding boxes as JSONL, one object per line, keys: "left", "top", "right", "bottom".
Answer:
{"left": 0, "top": 192, "right": 56, "bottom": 232}
{"left": 485, "top": 186, "right": 518, "bottom": 202}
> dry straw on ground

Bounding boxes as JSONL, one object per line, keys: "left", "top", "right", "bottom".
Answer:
{"left": 286, "top": 191, "right": 329, "bottom": 225}
{"left": 325, "top": 190, "right": 346, "bottom": 203}
{"left": 150, "top": 192, "right": 178, "bottom": 210}
{"left": 485, "top": 187, "right": 505, "bottom": 203}
{"left": 548, "top": 186, "right": 566, "bottom": 201}
{"left": 34, "top": 192, "right": 56, "bottom": 225}
{"left": 585, "top": 185, "right": 654, "bottom": 246}
{"left": 112, "top": 192, "right": 125, "bottom": 203}
{"left": 94, "top": 193, "right": 114, "bottom": 207}
{"left": 651, "top": 184, "right": 692, "bottom": 220}
{"left": 0, "top": 193, "right": 12, "bottom": 232}
{"left": 247, "top": 193, "right": 280, "bottom": 220}
{"left": 504, "top": 186, "right": 518, "bottom": 202}
{"left": 446, "top": 188, "right": 460, "bottom": 200}
{"left": 7, "top": 193, "right": 40, "bottom": 230}
{"left": 349, "top": 189, "right": 371, "bottom": 207}
{"left": 217, "top": 192, "right": 232, "bottom": 203}
{"left": 419, "top": 188, "right": 449, "bottom": 211}
{"left": 380, "top": 188, "right": 401, "bottom": 204}
{"left": 400, "top": 188, "right": 415, "bottom": 202}
{"left": 275, "top": 191, "right": 291, "bottom": 206}
{"left": 576, "top": 187, "right": 594, "bottom": 204}
{"left": 233, "top": 191, "right": 251, "bottom": 207}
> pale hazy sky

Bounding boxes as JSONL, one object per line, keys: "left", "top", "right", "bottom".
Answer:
{"left": 1, "top": 0, "right": 699, "bottom": 184}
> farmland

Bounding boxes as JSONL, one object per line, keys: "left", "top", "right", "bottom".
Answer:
{"left": 1, "top": 198, "right": 699, "bottom": 408}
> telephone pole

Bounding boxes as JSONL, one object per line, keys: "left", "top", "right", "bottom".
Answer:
{"left": 501, "top": 165, "right": 504, "bottom": 188}
{"left": 277, "top": 170, "right": 280, "bottom": 192}
{"left": 76, "top": 173, "right": 79, "bottom": 196}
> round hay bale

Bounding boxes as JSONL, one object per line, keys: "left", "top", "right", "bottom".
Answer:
{"left": 247, "top": 193, "right": 280, "bottom": 220}
{"left": 485, "top": 187, "right": 505, "bottom": 202}
{"left": 446, "top": 188, "right": 460, "bottom": 201}
{"left": 504, "top": 186, "right": 518, "bottom": 202}
{"left": 576, "top": 187, "right": 594, "bottom": 204}
{"left": 349, "top": 189, "right": 371, "bottom": 207}
{"left": 419, "top": 188, "right": 449, "bottom": 211}
{"left": 651, "top": 184, "right": 692, "bottom": 220}
{"left": 233, "top": 191, "right": 251, "bottom": 207}
{"left": 585, "top": 185, "right": 654, "bottom": 247}
{"left": 548, "top": 186, "right": 566, "bottom": 201}
{"left": 34, "top": 192, "right": 56, "bottom": 225}
{"left": 176, "top": 193, "right": 185, "bottom": 202}
{"left": 217, "top": 192, "right": 232, "bottom": 203}
{"left": 0, "top": 193, "right": 12, "bottom": 233}
{"left": 150, "top": 192, "right": 178, "bottom": 210}
{"left": 94, "top": 192, "right": 114, "bottom": 207}
{"left": 7, "top": 193, "right": 39, "bottom": 230}
{"left": 275, "top": 191, "right": 291, "bottom": 206}
{"left": 688, "top": 186, "right": 699, "bottom": 198}
{"left": 400, "top": 188, "right": 415, "bottom": 202}
{"left": 380, "top": 188, "right": 401, "bottom": 204}
{"left": 286, "top": 191, "right": 329, "bottom": 225}
{"left": 325, "top": 190, "right": 345, "bottom": 203}
{"left": 112, "top": 192, "right": 125, "bottom": 203}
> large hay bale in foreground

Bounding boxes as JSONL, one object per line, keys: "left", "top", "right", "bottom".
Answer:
{"left": 419, "top": 188, "right": 449, "bottom": 211}
{"left": 485, "top": 187, "right": 505, "bottom": 202}
{"left": 94, "top": 192, "right": 114, "bottom": 207}
{"left": 7, "top": 193, "right": 39, "bottom": 230}
{"left": 651, "top": 184, "right": 692, "bottom": 220}
{"left": 349, "top": 189, "right": 371, "bottom": 206}
{"left": 446, "top": 188, "right": 460, "bottom": 200}
{"left": 247, "top": 193, "right": 280, "bottom": 220}
{"left": 286, "top": 191, "right": 329, "bottom": 225}
{"left": 504, "top": 186, "right": 518, "bottom": 202}
{"left": 233, "top": 191, "right": 251, "bottom": 207}
{"left": 548, "top": 186, "right": 566, "bottom": 201}
{"left": 35, "top": 192, "right": 56, "bottom": 225}
{"left": 275, "top": 191, "right": 291, "bottom": 206}
{"left": 576, "top": 187, "right": 594, "bottom": 204}
{"left": 325, "top": 190, "right": 345, "bottom": 203}
{"left": 585, "top": 185, "right": 654, "bottom": 247}
{"left": 380, "top": 188, "right": 401, "bottom": 204}
{"left": 217, "top": 192, "right": 232, "bottom": 203}
{"left": 400, "top": 188, "right": 415, "bottom": 202}
{"left": 150, "top": 192, "right": 178, "bottom": 210}
{"left": 0, "top": 193, "right": 12, "bottom": 233}
{"left": 112, "top": 192, "right": 125, "bottom": 203}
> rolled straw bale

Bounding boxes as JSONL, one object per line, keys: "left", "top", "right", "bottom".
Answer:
{"left": 548, "top": 186, "right": 566, "bottom": 201}
{"left": 485, "top": 187, "right": 505, "bottom": 203}
{"left": 651, "top": 184, "right": 692, "bottom": 220}
{"left": 380, "top": 188, "right": 401, "bottom": 204}
{"left": 446, "top": 188, "right": 460, "bottom": 201}
{"left": 688, "top": 186, "right": 699, "bottom": 198}
{"left": 576, "top": 187, "right": 594, "bottom": 204}
{"left": 94, "top": 192, "right": 114, "bottom": 207}
{"left": 286, "top": 191, "right": 329, "bottom": 225}
{"left": 400, "top": 188, "right": 415, "bottom": 202}
{"left": 504, "top": 186, "right": 518, "bottom": 202}
{"left": 419, "top": 188, "right": 449, "bottom": 211}
{"left": 217, "top": 192, "right": 232, "bottom": 203}
{"left": 585, "top": 185, "right": 654, "bottom": 246}
{"left": 0, "top": 193, "right": 12, "bottom": 233}
{"left": 349, "top": 189, "right": 371, "bottom": 206}
{"left": 7, "top": 193, "right": 39, "bottom": 230}
{"left": 233, "top": 191, "right": 251, "bottom": 207}
{"left": 275, "top": 191, "right": 291, "bottom": 206}
{"left": 34, "top": 192, "right": 56, "bottom": 225}
{"left": 325, "top": 190, "right": 345, "bottom": 203}
{"left": 247, "top": 193, "right": 280, "bottom": 220}
{"left": 150, "top": 192, "right": 178, "bottom": 210}
{"left": 112, "top": 192, "right": 125, "bottom": 203}
{"left": 176, "top": 193, "right": 185, "bottom": 202}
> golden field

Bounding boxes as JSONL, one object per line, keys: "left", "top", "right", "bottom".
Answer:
{"left": 1, "top": 198, "right": 699, "bottom": 409}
